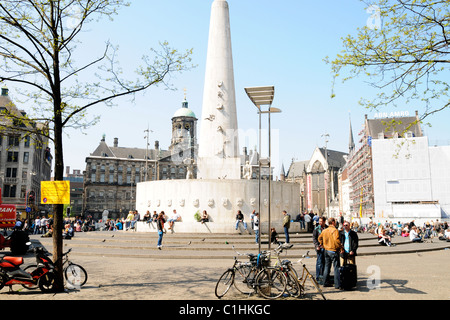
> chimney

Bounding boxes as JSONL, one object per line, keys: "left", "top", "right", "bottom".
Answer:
{"left": 114, "top": 138, "right": 118, "bottom": 148}
{"left": 155, "top": 140, "right": 160, "bottom": 150}
{"left": 65, "top": 166, "right": 70, "bottom": 177}
{"left": 1, "top": 86, "right": 8, "bottom": 96}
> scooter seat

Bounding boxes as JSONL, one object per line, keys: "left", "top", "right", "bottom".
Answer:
{"left": 3, "top": 256, "right": 24, "bottom": 266}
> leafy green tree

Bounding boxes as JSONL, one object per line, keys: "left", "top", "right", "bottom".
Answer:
{"left": 0, "top": 0, "right": 193, "bottom": 291}
{"left": 328, "top": 0, "right": 450, "bottom": 129}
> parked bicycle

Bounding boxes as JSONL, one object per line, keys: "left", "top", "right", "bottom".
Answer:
{"left": 24, "top": 248, "right": 87, "bottom": 289}
{"left": 215, "top": 246, "right": 287, "bottom": 299}
{"left": 272, "top": 243, "right": 303, "bottom": 298}
{"left": 295, "top": 251, "right": 326, "bottom": 300}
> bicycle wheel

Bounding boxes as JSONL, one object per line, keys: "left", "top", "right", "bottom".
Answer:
{"left": 285, "top": 267, "right": 303, "bottom": 298}
{"left": 21, "top": 265, "right": 38, "bottom": 290}
{"left": 65, "top": 263, "right": 88, "bottom": 287}
{"left": 215, "top": 269, "right": 234, "bottom": 299}
{"left": 38, "top": 272, "right": 56, "bottom": 293}
{"left": 233, "top": 264, "right": 254, "bottom": 295}
{"left": 255, "top": 267, "right": 287, "bottom": 299}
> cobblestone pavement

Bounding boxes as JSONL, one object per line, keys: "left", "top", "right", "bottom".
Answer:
{"left": 1, "top": 244, "right": 449, "bottom": 301}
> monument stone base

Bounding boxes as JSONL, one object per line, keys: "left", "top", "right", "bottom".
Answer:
{"left": 136, "top": 179, "right": 300, "bottom": 234}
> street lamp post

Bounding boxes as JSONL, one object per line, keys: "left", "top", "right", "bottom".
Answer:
{"left": 144, "top": 127, "right": 153, "bottom": 182}
{"left": 245, "top": 86, "right": 281, "bottom": 252}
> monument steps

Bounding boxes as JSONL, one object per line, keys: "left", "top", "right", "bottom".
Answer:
{"left": 29, "top": 231, "right": 450, "bottom": 259}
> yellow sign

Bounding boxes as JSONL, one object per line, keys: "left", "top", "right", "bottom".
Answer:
{"left": 41, "top": 181, "right": 71, "bottom": 205}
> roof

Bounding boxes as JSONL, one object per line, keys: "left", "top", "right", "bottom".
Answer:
{"left": 173, "top": 99, "right": 197, "bottom": 119}
{"left": 366, "top": 116, "right": 422, "bottom": 139}
{"left": 319, "top": 148, "right": 348, "bottom": 169}
{"left": 173, "top": 107, "right": 196, "bottom": 118}
{"left": 89, "top": 139, "right": 171, "bottom": 161}
{"left": 287, "top": 160, "right": 309, "bottom": 179}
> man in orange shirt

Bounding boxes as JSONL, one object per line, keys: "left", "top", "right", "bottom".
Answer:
{"left": 318, "top": 217, "right": 342, "bottom": 288}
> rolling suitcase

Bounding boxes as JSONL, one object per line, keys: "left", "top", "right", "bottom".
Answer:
{"left": 339, "top": 264, "right": 357, "bottom": 290}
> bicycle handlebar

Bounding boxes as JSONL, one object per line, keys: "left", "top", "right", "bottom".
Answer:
{"left": 295, "top": 250, "right": 310, "bottom": 264}
{"left": 231, "top": 245, "right": 269, "bottom": 258}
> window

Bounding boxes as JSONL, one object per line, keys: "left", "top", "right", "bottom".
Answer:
{"left": 118, "top": 175, "right": 123, "bottom": 185}
{"left": 8, "top": 135, "right": 19, "bottom": 147}
{"left": 24, "top": 136, "right": 30, "bottom": 147}
{"left": 7, "top": 152, "right": 19, "bottom": 163}
{"left": 6, "top": 168, "right": 17, "bottom": 178}
{"left": 109, "top": 174, "right": 114, "bottom": 184}
{"left": 23, "top": 152, "right": 29, "bottom": 164}
{"left": 100, "top": 173, "right": 105, "bottom": 183}
{"left": 21, "top": 186, "right": 26, "bottom": 199}
{"left": 91, "top": 173, "right": 96, "bottom": 183}
{"left": 3, "top": 185, "right": 17, "bottom": 198}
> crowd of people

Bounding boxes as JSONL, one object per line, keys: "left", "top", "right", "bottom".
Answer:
{"left": 311, "top": 216, "right": 358, "bottom": 289}
{"left": 361, "top": 219, "right": 450, "bottom": 243}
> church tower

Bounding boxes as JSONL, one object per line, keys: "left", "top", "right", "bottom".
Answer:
{"left": 169, "top": 96, "right": 198, "bottom": 162}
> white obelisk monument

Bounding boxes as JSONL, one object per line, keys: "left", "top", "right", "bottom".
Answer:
{"left": 197, "top": 0, "right": 240, "bottom": 180}
{"left": 135, "top": 0, "right": 300, "bottom": 234}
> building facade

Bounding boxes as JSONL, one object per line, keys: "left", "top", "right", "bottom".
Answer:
{"left": 305, "top": 147, "right": 348, "bottom": 216}
{"left": 346, "top": 112, "right": 424, "bottom": 218}
{"left": 372, "top": 136, "right": 450, "bottom": 220}
{"left": 83, "top": 98, "right": 198, "bottom": 219}
{"left": 0, "top": 86, "right": 53, "bottom": 217}
{"left": 64, "top": 167, "right": 84, "bottom": 217}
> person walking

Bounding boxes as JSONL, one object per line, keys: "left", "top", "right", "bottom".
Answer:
{"left": 254, "top": 212, "right": 260, "bottom": 244}
{"left": 282, "top": 210, "right": 291, "bottom": 244}
{"left": 34, "top": 216, "right": 41, "bottom": 234}
{"left": 318, "top": 217, "right": 342, "bottom": 288}
{"left": 156, "top": 212, "right": 166, "bottom": 250}
{"left": 312, "top": 216, "right": 327, "bottom": 284}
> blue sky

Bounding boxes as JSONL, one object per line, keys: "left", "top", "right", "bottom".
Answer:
{"left": 48, "top": 0, "right": 449, "bottom": 175}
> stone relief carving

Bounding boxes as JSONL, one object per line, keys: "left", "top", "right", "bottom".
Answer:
{"left": 193, "top": 199, "right": 200, "bottom": 207}
{"left": 222, "top": 198, "right": 228, "bottom": 207}
{"left": 236, "top": 198, "right": 243, "bottom": 207}
{"left": 179, "top": 199, "right": 185, "bottom": 207}
{"left": 250, "top": 198, "right": 257, "bottom": 207}
{"left": 167, "top": 199, "right": 172, "bottom": 207}
{"left": 208, "top": 199, "right": 215, "bottom": 207}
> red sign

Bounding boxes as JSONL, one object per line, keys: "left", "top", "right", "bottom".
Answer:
{"left": 306, "top": 175, "right": 312, "bottom": 211}
{"left": 0, "top": 205, "right": 17, "bottom": 228}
